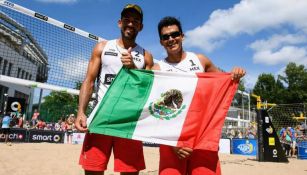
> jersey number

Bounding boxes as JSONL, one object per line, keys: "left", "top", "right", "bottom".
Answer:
{"left": 189, "top": 60, "right": 196, "bottom": 66}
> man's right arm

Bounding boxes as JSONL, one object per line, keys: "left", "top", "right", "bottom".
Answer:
{"left": 75, "top": 41, "right": 106, "bottom": 132}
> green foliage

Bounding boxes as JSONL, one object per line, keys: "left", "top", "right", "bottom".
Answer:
{"left": 253, "top": 62, "right": 307, "bottom": 104}
{"left": 279, "top": 63, "right": 307, "bottom": 103}
{"left": 39, "top": 91, "right": 78, "bottom": 122}
{"left": 238, "top": 79, "right": 246, "bottom": 92}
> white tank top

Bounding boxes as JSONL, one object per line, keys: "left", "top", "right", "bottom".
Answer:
{"left": 158, "top": 52, "right": 204, "bottom": 72}
{"left": 96, "top": 39, "right": 145, "bottom": 102}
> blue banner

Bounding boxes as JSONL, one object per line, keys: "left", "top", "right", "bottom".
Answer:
{"left": 297, "top": 141, "right": 307, "bottom": 160}
{"left": 232, "top": 139, "right": 257, "bottom": 156}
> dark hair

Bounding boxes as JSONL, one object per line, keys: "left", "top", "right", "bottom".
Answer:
{"left": 158, "top": 16, "right": 183, "bottom": 39}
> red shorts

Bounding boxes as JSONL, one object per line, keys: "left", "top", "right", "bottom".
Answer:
{"left": 159, "top": 145, "right": 221, "bottom": 175}
{"left": 79, "top": 133, "right": 145, "bottom": 172}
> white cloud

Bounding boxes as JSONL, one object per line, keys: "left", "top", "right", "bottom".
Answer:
{"left": 34, "top": 0, "right": 78, "bottom": 4}
{"left": 184, "top": 0, "right": 307, "bottom": 52}
{"left": 252, "top": 45, "right": 307, "bottom": 65}
{"left": 249, "top": 34, "right": 307, "bottom": 65}
{"left": 249, "top": 34, "right": 307, "bottom": 52}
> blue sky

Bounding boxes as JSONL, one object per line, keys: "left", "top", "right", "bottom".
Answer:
{"left": 7, "top": 0, "right": 307, "bottom": 90}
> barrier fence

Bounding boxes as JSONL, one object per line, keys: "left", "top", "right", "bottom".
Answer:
{"left": 1, "top": 128, "right": 307, "bottom": 159}
{"left": 0, "top": 128, "right": 64, "bottom": 143}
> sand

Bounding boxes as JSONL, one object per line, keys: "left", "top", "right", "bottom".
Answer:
{"left": 0, "top": 143, "right": 306, "bottom": 175}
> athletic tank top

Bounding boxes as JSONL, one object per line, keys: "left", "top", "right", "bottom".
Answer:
{"left": 96, "top": 39, "right": 145, "bottom": 102}
{"left": 158, "top": 52, "right": 204, "bottom": 72}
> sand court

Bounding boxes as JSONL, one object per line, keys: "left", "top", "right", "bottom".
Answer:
{"left": 0, "top": 143, "right": 306, "bottom": 175}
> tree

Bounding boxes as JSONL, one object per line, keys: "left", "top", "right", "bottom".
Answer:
{"left": 253, "top": 62, "right": 307, "bottom": 105}
{"left": 238, "top": 79, "right": 246, "bottom": 92}
{"left": 279, "top": 62, "right": 307, "bottom": 103}
{"left": 39, "top": 81, "right": 82, "bottom": 122}
{"left": 39, "top": 91, "right": 78, "bottom": 122}
{"left": 253, "top": 73, "right": 279, "bottom": 103}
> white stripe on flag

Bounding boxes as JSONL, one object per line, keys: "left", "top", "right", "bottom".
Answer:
{"left": 132, "top": 71, "right": 198, "bottom": 146}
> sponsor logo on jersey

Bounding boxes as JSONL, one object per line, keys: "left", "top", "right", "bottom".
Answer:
{"left": 104, "top": 51, "right": 118, "bottom": 56}
{"left": 104, "top": 74, "right": 116, "bottom": 85}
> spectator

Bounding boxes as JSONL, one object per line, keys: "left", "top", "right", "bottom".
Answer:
{"left": 246, "top": 125, "right": 257, "bottom": 139}
{"left": 54, "top": 121, "right": 61, "bottom": 131}
{"left": 1, "top": 113, "right": 12, "bottom": 145}
{"left": 31, "top": 109, "right": 39, "bottom": 127}
{"left": 65, "top": 114, "right": 75, "bottom": 144}
{"left": 289, "top": 127, "right": 296, "bottom": 157}
{"left": 17, "top": 114, "right": 23, "bottom": 128}
{"left": 237, "top": 130, "right": 243, "bottom": 138}
{"left": 23, "top": 121, "right": 31, "bottom": 130}
{"left": 35, "top": 119, "right": 46, "bottom": 130}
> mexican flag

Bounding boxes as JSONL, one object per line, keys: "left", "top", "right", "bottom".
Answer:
{"left": 88, "top": 68, "right": 238, "bottom": 151}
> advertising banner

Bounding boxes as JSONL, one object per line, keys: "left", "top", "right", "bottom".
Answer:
{"left": 6, "top": 97, "right": 26, "bottom": 114}
{"left": 219, "top": 139, "right": 231, "bottom": 154}
{"left": 232, "top": 139, "right": 257, "bottom": 156}
{"left": 28, "top": 130, "right": 64, "bottom": 143}
{"left": 297, "top": 141, "right": 307, "bottom": 160}
{"left": 0, "top": 128, "right": 27, "bottom": 142}
{"left": 72, "top": 132, "right": 85, "bottom": 144}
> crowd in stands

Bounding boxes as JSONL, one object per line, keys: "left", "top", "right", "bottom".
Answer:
{"left": 0, "top": 110, "right": 77, "bottom": 132}
{"left": 223, "top": 125, "right": 258, "bottom": 139}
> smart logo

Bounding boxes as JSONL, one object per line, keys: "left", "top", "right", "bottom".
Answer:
{"left": 32, "top": 134, "right": 61, "bottom": 142}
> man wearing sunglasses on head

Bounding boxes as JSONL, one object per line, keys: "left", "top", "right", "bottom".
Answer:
{"left": 152, "top": 16, "right": 245, "bottom": 175}
{"left": 76, "top": 4, "right": 153, "bottom": 175}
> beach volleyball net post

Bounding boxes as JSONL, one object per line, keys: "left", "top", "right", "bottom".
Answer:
{"left": 257, "top": 109, "right": 288, "bottom": 162}
{"left": 0, "top": 0, "right": 104, "bottom": 119}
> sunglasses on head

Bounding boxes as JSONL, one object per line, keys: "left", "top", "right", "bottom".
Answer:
{"left": 161, "top": 31, "right": 181, "bottom": 41}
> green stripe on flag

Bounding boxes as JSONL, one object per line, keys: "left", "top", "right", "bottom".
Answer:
{"left": 89, "top": 68, "right": 154, "bottom": 139}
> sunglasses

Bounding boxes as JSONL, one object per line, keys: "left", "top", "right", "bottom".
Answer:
{"left": 161, "top": 31, "right": 181, "bottom": 41}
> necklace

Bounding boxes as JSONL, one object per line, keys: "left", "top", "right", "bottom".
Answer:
{"left": 163, "top": 59, "right": 187, "bottom": 72}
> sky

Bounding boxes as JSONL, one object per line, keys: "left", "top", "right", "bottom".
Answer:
{"left": 5, "top": 0, "right": 307, "bottom": 90}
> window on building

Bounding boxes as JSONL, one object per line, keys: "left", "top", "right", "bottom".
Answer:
{"left": 21, "top": 70, "right": 25, "bottom": 79}
{"left": 25, "top": 72, "right": 29, "bottom": 79}
{"left": 2, "top": 60, "right": 8, "bottom": 75}
{"left": 29, "top": 74, "right": 32, "bottom": 80}
{"left": 7, "top": 63, "right": 13, "bottom": 76}
{"left": 17, "top": 68, "right": 21, "bottom": 78}
{"left": 0, "top": 57, "right": 3, "bottom": 71}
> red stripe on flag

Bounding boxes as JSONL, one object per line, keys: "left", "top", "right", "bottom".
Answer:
{"left": 177, "top": 73, "right": 238, "bottom": 151}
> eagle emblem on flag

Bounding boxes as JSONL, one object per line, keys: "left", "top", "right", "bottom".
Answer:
{"left": 149, "top": 89, "right": 186, "bottom": 120}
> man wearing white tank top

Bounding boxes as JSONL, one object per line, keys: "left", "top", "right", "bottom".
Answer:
{"left": 75, "top": 4, "right": 153, "bottom": 175}
{"left": 152, "top": 17, "right": 245, "bottom": 175}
